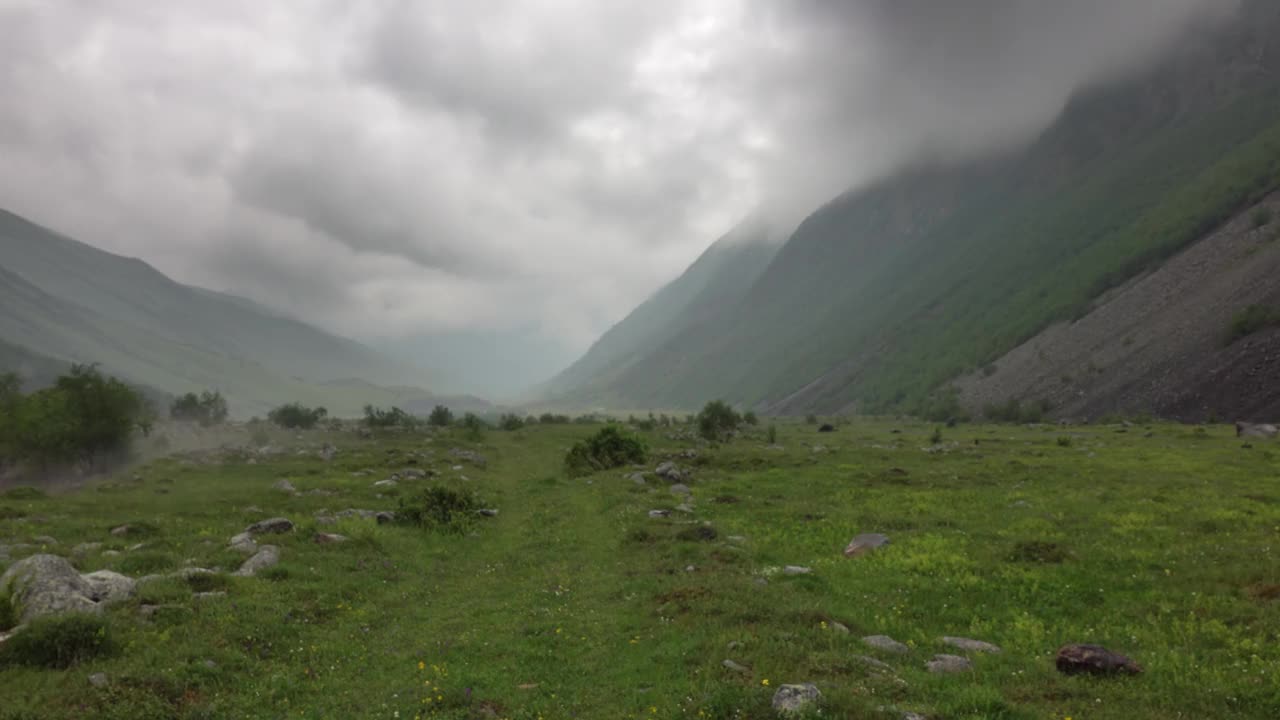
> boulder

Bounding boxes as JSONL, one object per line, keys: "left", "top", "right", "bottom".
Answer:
{"left": 722, "top": 659, "right": 750, "bottom": 674}
{"left": 71, "top": 542, "right": 103, "bottom": 558}
{"left": 1236, "top": 422, "right": 1278, "bottom": 439}
{"left": 862, "top": 635, "right": 910, "bottom": 654}
{"left": 844, "top": 533, "right": 890, "bottom": 558}
{"left": 1055, "top": 644, "right": 1143, "bottom": 676}
{"left": 375, "top": 511, "right": 396, "bottom": 525}
{"left": 941, "top": 636, "right": 1002, "bottom": 654}
{"left": 245, "top": 517, "right": 294, "bottom": 535}
{"left": 926, "top": 654, "right": 973, "bottom": 674}
{"left": 655, "top": 462, "right": 684, "bottom": 482}
{"left": 771, "top": 683, "right": 821, "bottom": 714}
{"left": 313, "top": 533, "right": 348, "bottom": 545}
{"left": 228, "top": 532, "right": 258, "bottom": 554}
{"left": 81, "top": 570, "right": 136, "bottom": 606}
{"left": 272, "top": 479, "right": 297, "bottom": 493}
{"left": 88, "top": 672, "right": 109, "bottom": 688}
{"left": 669, "top": 484, "right": 692, "bottom": 497}
{"left": 0, "top": 554, "right": 100, "bottom": 623}
{"left": 232, "top": 546, "right": 280, "bottom": 577}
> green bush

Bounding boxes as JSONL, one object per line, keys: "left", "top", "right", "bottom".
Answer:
{"left": 396, "top": 485, "right": 482, "bottom": 534}
{"left": 1226, "top": 304, "right": 1280, "bottom": 344}
{"left": 363, "top": 405, "right": 417, "bottom": 429}
{"left": 564, "top": 425, "right": 648, "bottom": 477}
{"left": 538, "top": 413, "right": 570, "bottom": 424}
{"left": 459, "top": 413, "right": 486, "bottom": 441}
{"left": 697, "top": 400, "right": 742, "bottom": 442}
{"left": 497, "top": 413, "right": 525, "bottom": 431}
{"left": 766, "top": 425, "right": 778, "bottom": 445}
{"left": 0, "top": 613, "right": 117, "bottom": 669}
{"left": 742, "top": 411, "right": 759, "bottom": 426}
{"left": 267, "top": 403, "right": 327, "bottom": 429}
{"left": 169, "top": 390, "right": 229, "bottom": 426}
{"left": 428, "top": 405, "right": 454, "bottom": 427}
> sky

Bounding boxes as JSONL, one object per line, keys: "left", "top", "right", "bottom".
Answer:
{"left": 0, "top": 0, "right": 1239, "bottom": 396}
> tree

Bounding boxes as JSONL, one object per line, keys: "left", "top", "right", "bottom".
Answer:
{"left": 170, "top": 390, "right": 229, "bottom": 426}
{"left": 363, "top": 405, "right": 417, "bottom": 429}
{"left": 267, "top": 403, "right": 327, "bottom": 429}
{"left": 4, "top": 365, "right": 148, "bottom": 468}
{"left": 428, "top": 405, "right": 454, "bottom": 427}
{"left": 697, "top": 400, "right": 742, "bottom": 442}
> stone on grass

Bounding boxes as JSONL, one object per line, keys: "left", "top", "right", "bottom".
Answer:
{"left": 771, "top": 683, "right": 821, "bottom": 714}
{"left": 272, "top": 479, "right": 297, "bottom": 493}
{"left": 1055, "top": 644, "right": 1143, "bottom": 676}
{"left": 926, "top": 654, "right": 973, "bottom": 674}
{"left": 375, "top": 511, "right": 396, "bottom": 525}
{"left": 245, "top": 517, "right": 294, "bottom": 535}
{"left": 72, "top": 542, "right": 103, "bottom": 558}
{"left": 80, "top": 570, "right": 136, "bottom": 606}
{"left": 193, "top": 592, "right": 227, "bottom": 600}
{"left": 722, "top": 659, "right": 750, "bottom": 673}
{"left": 477, "top": 508, "right": 499, "bottom": 517}
{"left": 1236, "top": 422, "right": 1278, "bottom": 439}
{"left": 648, "top": 510, "right": 671, "bottom": 519}
{"left": 853, "top": 655, "right": 894, "bottom": 673}
{"left": 313, "top": 533, "right": 348, "bottom": 545}
{"left": 228, "top": 532, "right": 258, "bottom": 554}
{"left": 941, "top": 636, "right": 1002, "bottom": 654}
{"left": 843, "top": 533, "right": 890, "bottom": 558}
{"left": 373, "top": 479, "right": 398, "bottom": 488}
{"left": 0, "top": 554, "right": 100, "bottom": 623}
{"left": 655, "top": 462, "right": 684, "bottom": 482}
{"left": 232, "top": 545, "right": 280, "bottom": 577}
{"left": 669, "top": 483, "right": 691, "bottom": 497}
{"left": 88, "top": 672, "right": 109, "bottom": 688}
{"left": 782, "top": 565, "right": 811, "bottom": 576}
{"left": 862, "top": 635, "right": 910, "bottom": 655}
{"left": 627, "top": 472, "right": 647, "bottom": 485}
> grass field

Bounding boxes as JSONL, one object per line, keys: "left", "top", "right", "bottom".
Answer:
{"left": 1, "top": 420, "right": 1278, "bottom": 719}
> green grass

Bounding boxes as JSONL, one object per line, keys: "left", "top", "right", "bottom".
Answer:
{"left": 0, "top": 421, "right": 1277, "bottom": 718}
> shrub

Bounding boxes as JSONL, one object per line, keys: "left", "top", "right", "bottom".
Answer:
{"left": 459, "top": 413, "right": 486, "bottom": 441}
{"left": 1057, "top": 436, "right": 1073, "bottom": 448}
{"left": 564, "top": 425, "right": 647, "bottom": 477}
{"left": 0, "top": 613, "right": 117, "bottom": 668}
{"left": 396, "top": 485, "right": 481, "bottom": 534}
{"left": 169, "top": 390, "right": 228, "bottom": 426}
{"left": 697, "top": 400, "right": 742, "bottom": 443}
{"left": 1226, "top": 304, "right": 1280, "bottom": 344}
{"left": 804, "top": 414, "right": 818, "bottom": 425}
{"left": 497, "top": 413, "right": 525, "bottom": 431}
{"left": 539, "top": 413, "right": 570, "bottom": 425}
{"left": 766, "top": 425, "right": 778, "bottom": 445}
{"left": 427, "top": 405, "right": 454, "bottom": 427}
{"left": 363, "top": 405, "right": 417, "bottom": 429}
{"left": 929, "top": 427, "right": 944, "bottom": 445}
{"left": 984, "top": 398, "right": 1053, "bottom": 424}
{"left": 5, "top": 365, "right": 150, "bottom": 468}
{"left": 267, "top": 403, "right": 327, "bottom": 429}
{"left": 743, "top": 411, "right": 759, "bottom": 426}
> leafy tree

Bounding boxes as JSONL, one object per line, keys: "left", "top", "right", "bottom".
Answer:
{"left": 169, "top": 390, "right": 229, "bottom": 426}
{"left": 459, "top": 412, "right": 486, "bottom": 441}
{"left": 3, "top": 365, "right": 148, "bottom": 468}
{"left": 564, "top": 425, "right": 647, "bottom": 477}
{"left": 363, "top": 405, "right": 417, "bottom": 429}
{"left": 267, "top": 402, "right": 327, "bottom": 429}
{"left": 743, "top": 411, "right": 759, "bottom": 426}
{"left": 428, "top": 405, "right": 454, "bottom": 427}
{"left": 498, "top": 413, "right": 524, "bottom": 431}
{"left": 697, "top": 400, "right": 742, "bottom": 442}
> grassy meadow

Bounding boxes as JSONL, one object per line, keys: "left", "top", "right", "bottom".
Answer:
{"left": 0, "top": 419, "right": 1278, "bottom": 719}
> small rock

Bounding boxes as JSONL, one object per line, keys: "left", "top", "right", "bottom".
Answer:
{"left": 674, "top": 503, "right": 695, "bottom": 513}
{"left": 32, "top": 535, "right": 57, "bottom": 545}
{"left": 88, "top": 672, "right": 108, "bottom": 688}
{"left": 375, "top": 511, "right": 396, "bottom": 525}
{"left": 232, "top": 545, "right": 280, "bottom": 577}
{"left": 1055, "top": 644, "right": 1143, "bottom": 676}
{"left": 655, "top": 462, "right": 684, "bottom": 482}
{"left": 313, "top": 533, "right": 348, "bottom": 545}
{"left": 843, "top": 533, "right": 890, "bottom": 558}
{"left": 627, "top": 472, "right": 647, "bottom": 485}
{"left": 202, "top": 659, "right": 218, "bottom": 669}
{"left": 477, "top": 508, "right": 499, "bottom": 517}
{"left": 243, "top": 505, "right": 263, "bottom": 514}
{"left": 101, "top": 550, "right": 121, "bottom": 557}
{"left": 71, "top": 542, "right": 103, "bottom": 558}
{"left": 319, "top": 444, "right": 337, "bottom": 462}
{"left": 669, "top": 483, "right": 691, "bottom": 496}
{"left": 245, "top": 517, "right": 294, "bottom": 535}
{"left": 862, "top": 635, "right": 910, "bottom": 655}
{"left": 1236, "top": 422, "right": 1278, "bottom": 439}
{"left": 315, "top": 516, "right": 338, "bottom": 526}
{"left": 193, "top": 591, "right": 227, "bottom": 600}
{"left": 727, "top": 535, "right": 747, "bottom": 543}
{"left": 727, "top": 640, "right": 743, "bottom": 651}
{"left": 109, "top": 524, "right": 132, "bottom": 537}
{"left": 272, "top": 479, "right": 297, "bottom": 493}
{"left": 941, "top": 636, "right": 1002, "bottom": 654}
{"left": 401, "top": 468, "right": 427, "bottom": 479}
{"left": 81, "top": 570, "right": 136, "bottom": 605}
{"left": 373, "top": 479, "right": 398, "bottom": 488}
{"left": 926, "top": 654, "right": 973, "bottom": 674}
{"left": 722, "top": 659, "right": 750, "bottom": 673}
{"left": 228, "top": 532, "right": 258, "bottom": 554}
{"left": 771, "top": 683, "right": 821, "bottom": 714}
{"left": 829, "top": 621, "right": 850, "bottom": 634}
{"left": 782, "top": 565, "right": 811, "bottom": 576}
{"left": 648, "top": 510, "right": 671, "bottom": 519}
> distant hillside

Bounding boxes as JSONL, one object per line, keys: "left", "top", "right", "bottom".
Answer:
{"left": 0, "top": 209, "right": 452, "bottom": 417}
{"left": 548, "top": 0, "right": 1280, "bottom": 417}
{"left": 957, "top": 191, "right": 1280, "bottom": 423}
{"left": 539, "top": 217, "right": 779, "bottom": 407}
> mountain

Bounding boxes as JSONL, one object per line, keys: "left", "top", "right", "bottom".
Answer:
{"left": 539, "top": 216, "right": 780, "bottom": 408}
{"left": 546, "top": 0, "right": 1280, "bottom": 417}
{"left": 0, "top": 208, "right": 463, "bottom": 417}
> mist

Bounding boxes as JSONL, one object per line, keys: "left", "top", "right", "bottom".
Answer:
{"left": 0, "top": 0, "right": 1239, "bottom": 398}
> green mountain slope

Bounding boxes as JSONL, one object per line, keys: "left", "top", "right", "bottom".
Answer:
{"left": 0, "top": 210, "right": 452, "bottom": 416}
{"left": 551, "top": 0, "right": 1280, "bottom": 414}
{"left": 539, "top": 217, "right": 779, "bottom": 406}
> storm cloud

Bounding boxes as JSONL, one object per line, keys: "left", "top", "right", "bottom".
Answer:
{"left": 0, "top": 0, "right": 1238, "bottom": 393}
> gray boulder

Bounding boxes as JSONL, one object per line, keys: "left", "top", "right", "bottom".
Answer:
{"left": 245, "top": 517, "right": 293, "bottom": 535}
{"left": 843, "top": 533, "right": 890, "bottom": 558}
{"left": 1236, "top": 422, "right": 1278, "bottom": 439}
{"left": 228, "top": 532, "right": 258, "bottom": 554}
{"left": 862, "top": 635, "right": 910, "bottom": 655}
{"left": 81, "top": 570, "right": 136, "bottom": 606}
{"left": 771, "top": 683, "right": 821, "bottom": 714}
{"left": 232, "top": 545, "right": 280, "bottom": 577}
{"left": 669, "top": 483, "right": 692, "bottom": 497}
{"left": 655, "top": 462, "right": 684, "bottom": 482}
{"left": 88, "top": 672, "right": 109, "bottom": 688}
{"left": 272, "top": 479, "right": 297, "bottom": 493}
{"left": 926, "top": 654, "right": 973, "bottom": 674}
{"left": 0, "top": 554, "right": 100, "bottom": 623}
{"left": 941, "top": 636, "right": 1002, "bottom": 654}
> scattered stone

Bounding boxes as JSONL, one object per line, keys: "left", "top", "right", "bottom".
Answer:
{"left": 753, "top": 577, "right": 768, "bottom": 587}
{"left": 782, "top": 565, "right": 811, "bottom": 576}
{"left": 829, "top": 621, "right": 850, "bottom": 634}
{"left": 373, "top": 479, "right": 398, "bottom": 488}
{"left": 88, "top": 672, "right": 109, "bottom": 688}
{"left": 232, "top": 545, "right": 280, "bottom": 577}
{"left": 844, "top": 533, "right": 890, "bottom": 558}
{"left": 108, "top": 524, "right": 132, "bottom": 537}
{"left": 722, "top": 659, "right": 750, "bottom": 673}
{"left": 243, "top": 505, "right": 263, "bottom": 514}
{"left": 351, "top": 471, "right": 368, "bottom": 478}
{"left": 477, "top": 508, "right": 499, "bottom": 517}
{"left": 375, "top": 511, "right": 395, "bottom": 525}
{"left": 72, "top": 542, "right": 103, "bottom": 557}
{"left": 727, "top": 640, "right": 743, "bottom": 651}
{"left": 313, "top": 533, "right": 348, "bottom": 545}
{"left": 853, "top": 655, "right": 894, "bottom": 673}
{"left": 245, "top": 517, "right": 294, "bottom": 535}
{"left": 81, "top": 570, "right": 136, "bottom": 606}
{"left": 335, "top": 509, "right": 378, "bottom": 520}
{"left": 648, "top": 509, "right": 671, "bottom": 519}
{"left": 202, "top": 659, "right": 218, "bottom": 669}
{"left": 449, "top": 448, "right": 487, "bottom": 466}
{"left": 669, "top": 483, "right": 691, "bottom": 497}
{"left": 401, "top": 468, "right": 427, "bottom": 479}
{"left": 862, "top": 635, "right": 910, "bottom": 655}
{"left": 175, "top": 567, "right": 218, "bottom": 580}
{"left": 771, "top": 683, "right": 821, "bottom": 715}
{"left": 627, "top": 472, "right": 648, "bottom": 485}
{"left": 127, "top": 543, "right": 146, "bottom": 552}
{"left": 1236, "top": 422, "right": 1278, "bottom": 439}
{"left": 272, "top": 479, "right": 297, "bottom": 493}
{"left": 0, "top": 554, "right": 101, "bottom": 623}
{"left": 655, "top": 462, "right": 684, "bottom": 482}
{"left": 228, "top": 532, "right": 258, "bottom": 554}
{"left": 941, "top": 636, "right": 1002, "bottom": 654}
{"left": 319, "top": 444, "right": 337, "bottom": 462}
{"left": 674, "top": 503, "right": 694, "bottom": 514}
{"left": 315, "top": 516, "right": 338, "bottom": 526}
{"left": 926, "top": 654, "right": 973, "bottom": 674}
{"left": 101, "top": 550, "right": 121, "bottom": 557}
{"left": 193, "top": 591, "right": 227, "bottom": 601}
{"left": 1055, "top": 644, "right": 1143, "bottom": 676}
{"left": 726, "top": 535, "right": 747, "bottom": 543}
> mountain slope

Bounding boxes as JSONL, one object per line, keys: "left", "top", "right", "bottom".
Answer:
{"left": 550, "top": 0, "right": 1280, "bottom": 416}
{"left": 540, "top": 217, "right": 779, "bottom": 406}
{"left": 0, "top": 209, "right": 449, "bottom": 416}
